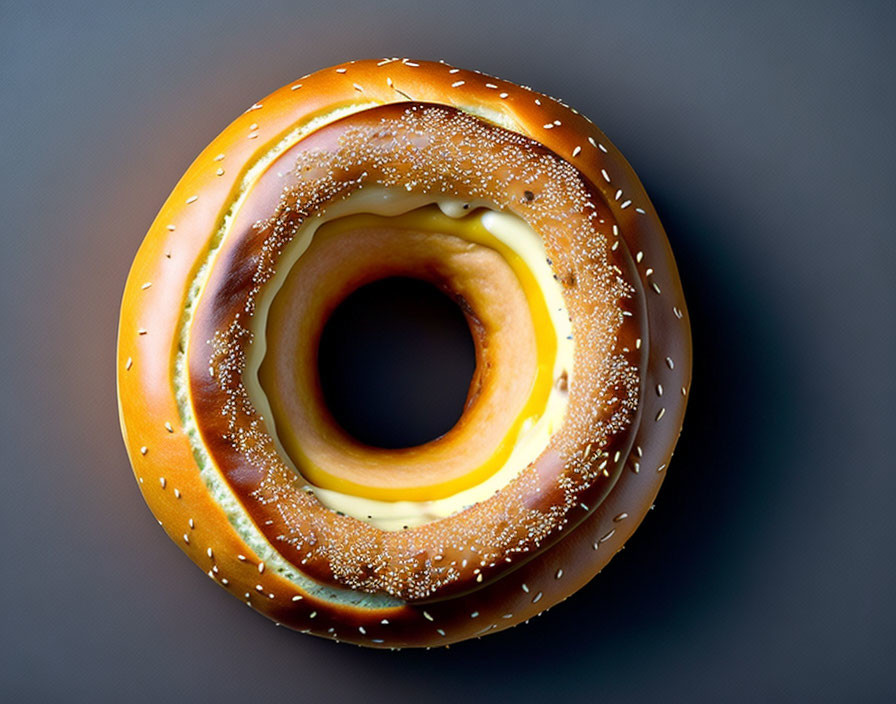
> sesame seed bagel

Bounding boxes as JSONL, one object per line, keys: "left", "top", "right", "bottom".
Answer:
{"left": 117, "top": 58, "right": 691, "bottom": 648}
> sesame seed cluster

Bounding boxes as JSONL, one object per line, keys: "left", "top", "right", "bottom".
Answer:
{"left": 190, "top": 104, "right": 641, "bottom": 600}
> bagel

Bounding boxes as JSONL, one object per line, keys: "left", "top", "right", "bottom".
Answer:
{"left": 117, "top": 58, "right": 691, "bottom": 648}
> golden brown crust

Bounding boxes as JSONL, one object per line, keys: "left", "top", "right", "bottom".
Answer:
{"left": 117, "top": 58, "right": 691, "bottom": 647}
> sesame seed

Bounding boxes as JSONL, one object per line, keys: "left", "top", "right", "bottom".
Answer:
{"left": 451, "top": 80, "right": 465, "bottom": 88}
{"left": 600, "top": 529, "right": 616, "bottom": 543}
{"left": 380, "top": 619, "right": 389, "bottom": 624}
{"left": 353, "top": 83, "right": 364, "bottom": 92}
{"left": 292, "top": 595, "right": 303, "bottom": 602}
{"left": 651, "top": 281, "right": 662, "bottom": 294}
{"left": 140, "top": 446, "right": 148, "bottom": 455}
{"left": 532, "top": 592, "right": 543, "bottom": 603}
{"left": 237, "top": 554, "right": 246, "bottom": 561}
{"left": 572, "top": 146, "right": 581, "bottom": 157}
{"left": 336, "top": 67, "right": 347, "bottom": 73}
{"left": 448, "top": 68, "right": 460, "bottom": 74}
{"left": 485, "top": 83, "right": 497, "bottom": 89}
{"left": 621, "top": 200, "right": 632, "bottom": 209}
{"left": 657, "top": 384, "right": 664, "bottom": 396}
{"left": 614, "top": 513, "right": 629, "bottom": 522}
{"left": 601, "top": 169, "right": 611, "bottom": 182}
{"left": 216, "top": 168, "right": 224, "bottom": 176}
{"left": 183, "top": 534, "right": 190, "bottom": 545}
{"left": 213, "top": 153, "right": 225, "bottom": 161}
{"left": 164, "top": 422, "right": 174, "bottom": 432}
{"left": 137, "top": 328, "right": 147, "bottom": 335}
{"left": 290, "top": 84, "right": 302, "bottom": 90}
{"left": 655, "top": 408, "right": 666, "bottom": 421}
{"left": 258, "top": 561, "right": 265, "bottom": 574}
{"left": 555, "top": 569, "right": 563, "bottom": 579}
{"left": 636, "top": 251, "right": 644, "bottom": 263}
{"left": 404, "top": 61, "right": 419, "bottom": 67}
{"left": 188, "top": 518, "right": 194, "bottom": 529}
{"left": 423, "top": 611, "right": 434, "bottom": 621}
{"left": 173, "top": 488, "right": 181, "bottom": 499}
{"left": 666, "top": 357, "right": 675, "bottom": 370}
{"left": 207, "top": 548, "right": 213, "bottom": 558}
{"left": 141, "top": 282, "right": 152, "bottom": 290}
{"left": 437, "top": 629, "right": 446, "bottom": 636}
{"left": 470, "top": 611, "right": 479, "bottom": 618}
{"left": 499, "top": 92, "right": 509, "bottom": 99}
{"left": 125, "top": 357, "right": 133, "bottom": 370}
{"left": 185, "top": 195, "right": 198, "bottom": 204}
{"left": 159, "top": 477, "right": 166, "bottom": 488}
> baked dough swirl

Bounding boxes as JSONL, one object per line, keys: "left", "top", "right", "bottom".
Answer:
{"left": 117, "top": 58, "right": 691, "bottom": 647}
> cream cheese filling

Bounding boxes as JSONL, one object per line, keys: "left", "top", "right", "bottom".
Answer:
{"left": 244, "top": 186, "right": 573, "bottom": 530}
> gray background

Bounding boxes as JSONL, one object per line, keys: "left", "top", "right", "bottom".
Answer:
{"left": 2, "top": 1, "right": 894, "bottom": 701}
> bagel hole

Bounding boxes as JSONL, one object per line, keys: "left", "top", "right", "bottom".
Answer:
{"left": 317, "top": 277, "right": 476, "bottom": 449}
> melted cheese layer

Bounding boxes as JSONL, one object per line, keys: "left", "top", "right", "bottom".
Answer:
{"left": 244, "top": 188, "right": 572, "bottom": 529}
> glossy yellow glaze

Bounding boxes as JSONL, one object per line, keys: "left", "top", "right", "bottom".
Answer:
{"left": 263, "top": 206, "right": 557, "bottom": 501}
